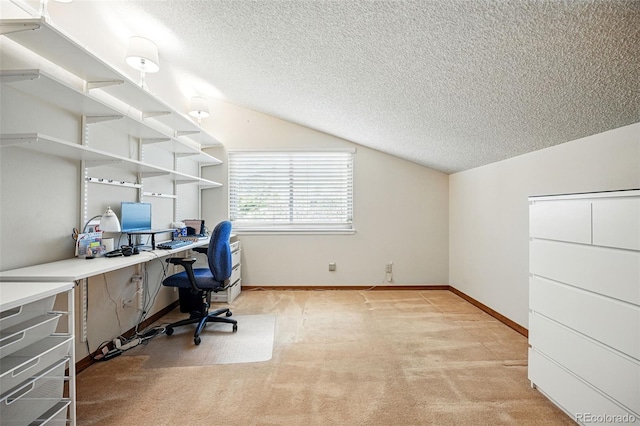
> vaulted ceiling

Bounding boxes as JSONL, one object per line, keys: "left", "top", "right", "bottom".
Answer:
{"left": 11, "top": 0, "right": 640, "bottom": 173}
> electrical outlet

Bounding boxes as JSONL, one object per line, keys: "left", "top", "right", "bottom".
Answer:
{"left": 386, "top": 262, "right": 393, "bottom": 273}
{"left": 329, "top": 262, "right": 336, "bottom": 271}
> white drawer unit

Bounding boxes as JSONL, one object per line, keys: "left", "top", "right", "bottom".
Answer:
{"left": 529, "top": 190, "right": 640, "bottom": 424}
{"left": 0, "top": 282, "right": 76, "bottom": 426}
{"left": 211, "top": 240, "right": 242, "bottom": 303}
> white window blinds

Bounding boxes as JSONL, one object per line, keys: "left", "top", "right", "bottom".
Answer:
{"left": 229, "top": 150, "right": 354, "bottom": 232}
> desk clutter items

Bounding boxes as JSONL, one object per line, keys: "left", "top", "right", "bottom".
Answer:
{"left": 172, "top": 220, "right": 208, "bottom": 243}
{"left": 172, "top": 221, "right": 188, "bottom": 238}
{"left": 157, "top": 240, "right": 192, "bottom": 250}
{"left": 104, "top": 245, "right": 139, "bottom": 257}
{"left": 73, "top": 227, "right": 140, "bottom": 258}
{"left": 75, "top": 231, "right": 104, "bottom": 259}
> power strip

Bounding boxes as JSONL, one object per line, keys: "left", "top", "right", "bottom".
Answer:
{"left": 113, "top": 337, "right": 141, "bottom": 351}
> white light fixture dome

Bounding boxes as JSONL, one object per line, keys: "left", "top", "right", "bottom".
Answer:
{"left": 39, "top": 0, "right": 74, "bottom": 23}
{"left": 126, "top": 36, "right": 159, "bottom": 89}
{"left": 189, "top": 96, "right": 210, "bottom": 126}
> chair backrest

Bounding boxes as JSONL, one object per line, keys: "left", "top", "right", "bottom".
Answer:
{"left": 208, "top": 221, "right": 233, "bottom": 282}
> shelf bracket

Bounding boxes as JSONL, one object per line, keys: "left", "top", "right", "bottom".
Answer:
{"left": 0, "top": 70, "right": 40, "bottom": 84}
{"left": 140, "top": 171, "right": 170, "bottom": 178}
{"left": 141, "top": 137, "right": 171, "bottom": 145}
{"left": 175, "top": 179, "right": 200, "bottom": 185}
{"left": 176, "top": 130, "right": 200, "bottom": 137}
{"left": 86, "top": 80, "right": 124, "bottom": 90}
{"left": 142, "top": 111, "right": 171, "bottom": 119}
{"left": 201, "top": 183, "right": 223, "bottom": 189}
{"left": 0, "top": 133, "right": 38, "bottom": 147}
{"left": 84, "top": 159, "right": 123, "bottom": 168}
{"left": 0, "top": 21, "right": 40, "bottom": 35}
{"left": 85, "top": 115, "right": 123, "bottom": 124}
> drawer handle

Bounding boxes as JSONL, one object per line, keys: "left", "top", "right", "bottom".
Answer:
{"left": 0, "top": 357, "right": 69, "bottom": 405}
{"left": 4, "top": 382, "right": 35, "bottom": 405}
{"left": 0, "top": 331, "right": 25, "bottom": 349}
{"left": 0, "top": 306, "right": 22, "bottom": 322}
{"left": 12, "top": 357, "right": 40, "bottom": 377}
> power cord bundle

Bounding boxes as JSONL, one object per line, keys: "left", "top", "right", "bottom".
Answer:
{"left": 89, "top": 259, "right": 170, "bottom": 362}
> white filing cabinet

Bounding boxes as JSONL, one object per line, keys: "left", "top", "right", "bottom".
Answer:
{"left": 0, "top": 281, "right": 76, "bottom": 426}
{"left": 211, "top": 240, "right": 242, "bottom": 303}
{"left": 528, "top": 190, "right": 640, "bottom": 424}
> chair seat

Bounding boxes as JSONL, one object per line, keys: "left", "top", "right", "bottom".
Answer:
{"left": 163, "top": 268, "right": 225, "bottom": 291}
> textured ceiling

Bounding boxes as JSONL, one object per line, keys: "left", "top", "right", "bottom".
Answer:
{"left": 39, "top": 1, "right": 640, "bottom": 172}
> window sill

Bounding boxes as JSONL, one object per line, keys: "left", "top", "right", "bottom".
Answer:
{"left": 233, "top": 229, "right": 356, "bottom": 236}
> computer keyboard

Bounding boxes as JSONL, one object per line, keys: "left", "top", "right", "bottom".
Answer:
{"left": 156, "top": 240, "right": 193, "bottom": 250}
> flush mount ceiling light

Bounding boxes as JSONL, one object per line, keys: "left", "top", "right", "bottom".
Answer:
{"left": 188, "top": 96, "right": 210, "bottom": 126}
{"left": 125, "top": 36, "right": 160, "bottom": 90}
{"left": 39, "top": 0, "right": 74, "bottom": 23}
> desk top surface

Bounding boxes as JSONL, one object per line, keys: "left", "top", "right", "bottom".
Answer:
{"left": 0, "top": 239, "right": 209, "bottom": 282}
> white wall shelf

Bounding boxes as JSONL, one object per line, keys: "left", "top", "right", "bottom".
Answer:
{"left": 0, "top": 133, "right": 222, "bottom": 188}
{"left": 0, "top": 69, "right": 121, "bottom": 118}
{"left": 1, "top": 69, "right": 222, "bottom": 163}
{"left": 0, "top": 18, "right": 221, "bottom": 148}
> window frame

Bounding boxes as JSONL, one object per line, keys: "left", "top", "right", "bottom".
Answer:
{"left": 227, "top": 148, "right": 356, "bottom": 235}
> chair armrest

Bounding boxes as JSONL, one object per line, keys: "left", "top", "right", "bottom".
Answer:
{"left": 165, "top": 257, "right": 200, "bottom": 291}
{"left": 166, "top": 257, "right": 197, "bottom": 266}
{"left": 193, "top": 247, "right": 208, "bottom": 255}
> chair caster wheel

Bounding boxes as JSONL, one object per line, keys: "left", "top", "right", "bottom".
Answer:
{"left": 165, "top": 327, "right": 174, "bottom": 336}
{"left": 194, "top": 336, "right": 201, "bottom": 345}
{"left": 232, "top": 324, "right": 238, "bottom": 332}
{"left": 226, "top": 311, "right": 233, "bottom": 317}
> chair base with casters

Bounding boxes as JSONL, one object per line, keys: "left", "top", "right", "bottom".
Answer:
{"left": 162, "top": 221, "right": 238, "bottom": 345}
{"left": 164, "top": 286, "right": 237, "bottom": 345}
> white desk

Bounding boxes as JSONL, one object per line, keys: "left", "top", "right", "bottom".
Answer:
{"left": 0, "top": 239, "right": 209, "bottom": 282}
{"left": 0, "top": 240, "right": 209, "bottom": 349}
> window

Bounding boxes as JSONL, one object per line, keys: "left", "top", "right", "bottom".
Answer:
{"left": 229, "top": 150, "right": 354, "bottom": 233}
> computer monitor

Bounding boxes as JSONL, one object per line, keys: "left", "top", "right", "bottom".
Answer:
{"left": 120, "top": 202, "right": 152, "bottom": 232}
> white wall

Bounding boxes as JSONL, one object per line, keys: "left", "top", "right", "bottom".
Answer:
{"left": 201, "top": 100, "right": 450, "bottom": 286}
{"left": 449, "top": 123, "right": 640, "bottom": 328}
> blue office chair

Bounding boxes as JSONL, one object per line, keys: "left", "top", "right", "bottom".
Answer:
{"left": 162, "top": 220, "right": 238, "bottom": 345}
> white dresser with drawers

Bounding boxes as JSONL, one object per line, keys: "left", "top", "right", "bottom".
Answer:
{"left": 0, "top": 281, "right": 76, "bottom": 425}
{"left": 528, "top": 189, "right": 639, "bottom": 424}
{"left": 210, "top": 240, "right": 242, "bottom": 303}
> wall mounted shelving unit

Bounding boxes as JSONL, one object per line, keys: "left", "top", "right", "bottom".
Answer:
{"left": 0, "top": 17, "right": 224, "bottom": 224}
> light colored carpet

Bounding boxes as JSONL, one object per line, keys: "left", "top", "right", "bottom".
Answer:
{"left": 125, "top": 314, "right": 275, "bottom": 367}
{"left": 76, "top": 290, "right": 575, "bottom": 425}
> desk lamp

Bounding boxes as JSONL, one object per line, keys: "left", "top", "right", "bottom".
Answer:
{"left": 82, "top": 207, "right": 121, "bottom": 233}
{"left": 100, "top": 207, "right": 121, "bottom": 233}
